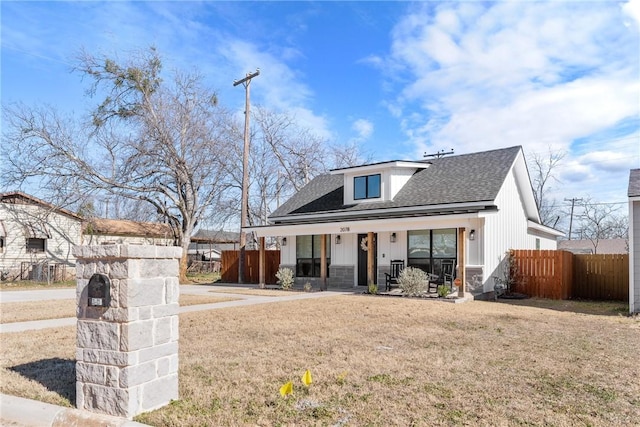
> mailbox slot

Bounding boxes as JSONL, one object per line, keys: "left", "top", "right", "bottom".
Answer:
{"left": 88, "top": 273, "right": 110, "bottom": 307}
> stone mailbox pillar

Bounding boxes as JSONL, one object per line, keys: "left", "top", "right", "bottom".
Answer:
{"left": 74, "top": 245, "right": 182, "bottom": 419}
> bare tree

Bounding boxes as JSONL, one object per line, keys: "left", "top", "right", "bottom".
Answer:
{"left": 528, "top": 148, "right": 565, "bottom": 227}
{"left": 2, "top": 47, "right": 233, "bottom": 281}
{"left": 576, "top": 199, "right": 628, "bottom": 254}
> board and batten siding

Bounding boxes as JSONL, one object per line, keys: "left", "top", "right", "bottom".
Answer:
{"left": 483, "top": 167, "right": 539, "bottom": 292}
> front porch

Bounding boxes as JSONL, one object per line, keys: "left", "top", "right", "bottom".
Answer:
{"left": 250, "top": 223, "right": 479, "bottom": 298}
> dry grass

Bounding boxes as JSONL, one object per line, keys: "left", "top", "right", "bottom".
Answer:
{"left": 0, "top": 280, "right": 76, "bottom": 291}
{"left": 0, "top": 295, "right": 237, "bottom": 324}
{"left": 1, "top": 296, "right": 638, "bottom": 426}
{"left": 0, "top": 299, "right": 76, "bottom": 324}
{"left": 179, "top": 294, "right": 238, "bottom": 306}
{"left": 207, "top": 288, "right": 296, "bottom": 297}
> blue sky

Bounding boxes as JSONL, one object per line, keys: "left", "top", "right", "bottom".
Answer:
{"left": 2, "top": 1, "right": 639, "bottom": 212}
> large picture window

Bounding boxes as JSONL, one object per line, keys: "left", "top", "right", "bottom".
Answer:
{"left": 354, "top": 174, "right": 381, "bottom": 200}
{"left": 407, "top": 228, "right": 456, "bottom": 280}
{"left": 296, "top": 235, "right": 331, "bottom": 277}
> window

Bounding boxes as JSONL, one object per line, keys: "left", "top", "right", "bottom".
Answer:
{"left": 0, "top": 236, "right": 4, "bottom": 253}
{"left": 296, "top": 235, "right": 331, "bottom": 277}
{"left": 354, "top": 174, "right": 381, "bottom": 200}
{"left": 27, "top": 238, "right": 46, "bottom": 253}
{"left": 407, "top": 228, "right": 457, "bottom": 279}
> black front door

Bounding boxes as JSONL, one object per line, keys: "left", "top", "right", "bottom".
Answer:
{"left": 357, "top": 233, "right": 377, "bottom": 286}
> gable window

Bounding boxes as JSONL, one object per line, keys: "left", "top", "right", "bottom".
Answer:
{"left": 296, "top": 235, "right": 331, "bottom": 277}
{"left": 27, "top": 238, "right": 46, "bottom": 253}
{"left": 354, "top": 174, "right": 381, "bottom": 200}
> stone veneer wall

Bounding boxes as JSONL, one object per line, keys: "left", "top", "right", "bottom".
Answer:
{"left": 329, "top": 265, "right": 355, "bottom": 289}
{"left": 74, "top": 244, "right": 182, "bottom": 419}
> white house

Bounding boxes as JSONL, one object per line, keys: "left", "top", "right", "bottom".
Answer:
{"left": 628, "top": 169, "right": 640, "bottom": 314}
{"left": 245, "top": 146, "right": 562, "bottom": 296}
{"left": 1, "top": 192, "right": 174, "bottom": 282}
{"left": 0, "top": 192, "right": 83, "bottom": 281}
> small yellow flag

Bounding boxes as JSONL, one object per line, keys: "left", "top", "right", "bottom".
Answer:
{"left": 279, "top": 381, "right": 293, "bottom": 397}
{"left": 301, "top": 369, "right": 313, "bottom": 387}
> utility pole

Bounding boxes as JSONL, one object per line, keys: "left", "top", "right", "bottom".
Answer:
{"left": 424, "top": 148, "right": 454, "bottom": 159}
{"left": 233, "top": 68, "right": 260, "bottom": 284}
{"left": 564, "top": 197, "right": 582, "bottom": 240}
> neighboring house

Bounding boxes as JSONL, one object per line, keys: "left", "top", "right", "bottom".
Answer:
{"left": 0, "top": 192, "right": 83, "bottom": 280}
{"left": 0, "top": 191, "right": 175, "bottom": 281}
{"left": 558, "top": 238, "right": 628, "bottom": 254}
{"left": 628, "top": 169, "right": 640, "bottom": 314}
{"left": 190, "top": 229, "right": 240, "bottom": 256}
{"left": 82, "top": 218, "right": 174, "bottom": 246}
{"left": 246, "top": 146, "right": 562, "bottom": 295}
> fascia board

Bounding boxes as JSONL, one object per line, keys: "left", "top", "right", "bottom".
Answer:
{"left": 527, "top": 219, "right": 565, "bottom": 237}
{"left": 245, "top": 212, "right": 481, "bottom": 237}
{"left": 268, "top": 200, "right": 494, "bottom": 224}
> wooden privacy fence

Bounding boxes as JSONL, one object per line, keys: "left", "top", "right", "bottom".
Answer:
{"left": 511, "top": 250, "right": 629, "bottom": 301}
{"left": 573, "top": 254, "right": 628, "bottom": 301}
{"left": 511, "top": 250, "right": 573, "bottom": 300}
{"left": 220, "top": 250, "right": 280, "bottom": 284}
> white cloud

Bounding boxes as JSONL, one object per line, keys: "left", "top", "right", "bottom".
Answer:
{"left": 352, "top": 119, "right": 374, "bottom": 140}
{"left": 623, "top": 0, "right": 640, "bottom": 27}
{"left": 380, "top": 1, "right": 639, "bottom": 197}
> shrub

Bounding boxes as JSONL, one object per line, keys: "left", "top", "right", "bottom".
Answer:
{"left": 303, "top": 282, "right": 312, "bottom": 292}
{"left": 276, "top": 267, "right": 294, "bottom": 290}
{"left": 398, "top": 267, "right": 428, "bottom": 296}
{"left": 493, "top": 250, "right": 519, "bottom": 295}
{"left": 437, "top": 284, "right": 449, "bottom": 298}
{"left": 368, "top": 283, "right": 378, "bottom": 294}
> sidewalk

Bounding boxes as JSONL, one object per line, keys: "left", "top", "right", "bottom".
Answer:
{"left": 0, "top": 393, "right": 150, "bottom": 427}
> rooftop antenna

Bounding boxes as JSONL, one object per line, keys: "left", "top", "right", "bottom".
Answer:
{"left": 424, "top": 148, "right": 454, "bottom": 159}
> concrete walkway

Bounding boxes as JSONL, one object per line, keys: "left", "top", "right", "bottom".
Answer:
{"left": 0, "top": 284, "right": 352, "bottom": 333}
{"left": 0, "top": 284, "right": 354, "bottom": 426}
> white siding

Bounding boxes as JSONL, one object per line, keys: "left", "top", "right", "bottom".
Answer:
{"left": 630, "top": 200, "right": 640, "bottom": 313}
{"left": 483, "top": 168, "right": 539, "bottom": 292}
{"left": 0, "top": 202, "right": 82, "bottom": 278}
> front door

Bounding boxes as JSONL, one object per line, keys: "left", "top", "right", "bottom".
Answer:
{"left": 357, "top": 233, "right": 377, "bottom": 286}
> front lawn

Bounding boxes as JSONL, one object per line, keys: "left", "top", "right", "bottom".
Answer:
{"left": 0, "top": 296, "right": 638, "bottom": 426}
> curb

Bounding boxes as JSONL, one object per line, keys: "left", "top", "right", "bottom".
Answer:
{"left": 0, "top": 393, "right": 150, "bottom": 427}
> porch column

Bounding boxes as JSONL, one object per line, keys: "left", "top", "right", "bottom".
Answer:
{"left": 367, "top": 231, "right": 374, "bottom": 287}
{"left": 458, "top": 227, "right": 466, "bottom": 297}
{"left": 258, "top": 236, "right": 266, "bottom": 289}
{"left": 320, "top": 234, "right": 327, "bottom": 291}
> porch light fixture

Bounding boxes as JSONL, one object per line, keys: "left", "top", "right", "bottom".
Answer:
{"left": 390, "top": 232, "right": 397, "bottom": 243}
{"left": 282, "top": 237, "right": 287, "bottom": 246}
{"left": 336, "top": 235, "right": 341, "bottom": 244}
{"left": 469, "top": 230, "right": 475, "bottom": 241}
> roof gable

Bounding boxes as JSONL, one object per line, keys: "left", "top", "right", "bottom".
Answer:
{"left": 0, "top": 191, "right": 83, "bottom": 221}
{"left": 270, "top": 146, "right": 527, "bottom": 222}
{"left": 629, "top": 169, "right": 640, "bottom": 197}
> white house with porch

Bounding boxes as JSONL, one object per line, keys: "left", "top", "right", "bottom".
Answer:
{"left": 245, "top": 146, "right": 562, "bottom": 296}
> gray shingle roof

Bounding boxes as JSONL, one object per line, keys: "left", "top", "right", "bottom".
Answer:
{"left": 271, "top": 146, "right": 522, "bottom": 222}
{"left": 629, "top": 169, "right": 640, "bottom": 197}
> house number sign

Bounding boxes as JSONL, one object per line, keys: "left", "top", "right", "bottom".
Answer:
{"left": 339, "top": 227, "right": 350, "bottom": 232}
